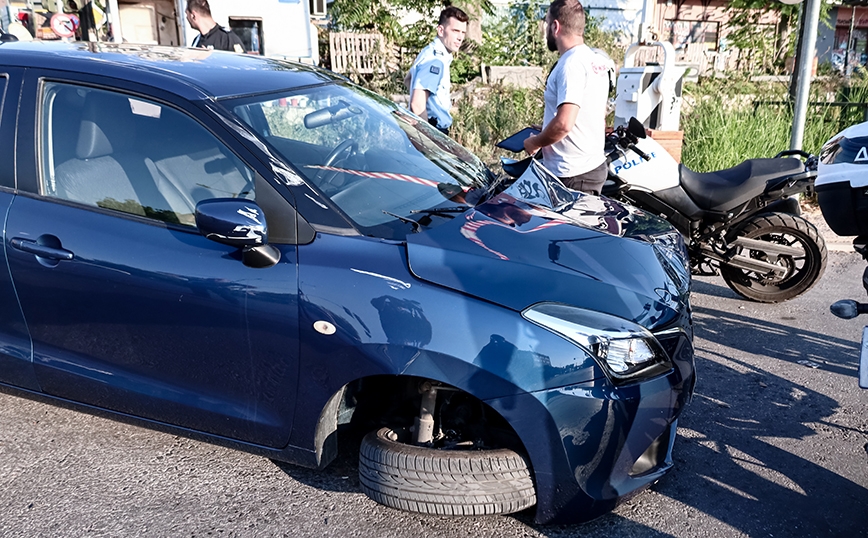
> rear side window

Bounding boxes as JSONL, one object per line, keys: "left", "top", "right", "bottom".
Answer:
{"left": 39, "top": 82, "right": 256, "bottom": 226}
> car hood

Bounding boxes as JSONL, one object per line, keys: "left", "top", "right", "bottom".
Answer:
{"left": 406, "top": 187, "right": 686, "bottom": 329}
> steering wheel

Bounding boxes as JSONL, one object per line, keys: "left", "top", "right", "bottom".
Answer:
{"left": 313, "top": 139, "right": 358, "bottom": 191}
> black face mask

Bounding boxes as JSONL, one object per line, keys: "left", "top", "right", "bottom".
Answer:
{"left": 546, "top": 24, "right": 556, "bottom": 52}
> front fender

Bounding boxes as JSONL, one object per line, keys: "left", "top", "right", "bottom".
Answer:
{"left": 288, "top": 233, "right": 606, "bottom": 452}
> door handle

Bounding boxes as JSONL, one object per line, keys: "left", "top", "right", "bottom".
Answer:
{"left": 11, "top": 237, "right": 74, "bottom": 261}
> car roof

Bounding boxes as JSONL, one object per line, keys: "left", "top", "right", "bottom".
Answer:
{"left": 0, "top": 41, "right": 344, "bottom": 100}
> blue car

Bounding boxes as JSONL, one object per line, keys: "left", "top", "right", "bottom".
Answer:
{"left": 0, "top": 42, "right": 694, "bottom": 524}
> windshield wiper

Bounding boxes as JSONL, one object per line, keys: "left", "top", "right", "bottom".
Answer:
{"left": 383, "top": 210, "right": 423, "bottom": 233}
{"left": 409, "top": 206, "right": 468, "bottom": 218}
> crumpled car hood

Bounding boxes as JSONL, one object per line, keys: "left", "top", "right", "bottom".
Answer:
{"left": 405, "top": 191, "right": 683, "bottom": 328}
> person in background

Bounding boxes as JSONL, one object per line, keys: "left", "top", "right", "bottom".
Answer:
{"left": 522, "top": 0, "right": 609, "bottom": 195}
{"left": 406, "top": 7, "right": 468, "bottom": 136}
{"left": 186, "top": 0, "right": 244, "bottom": 53}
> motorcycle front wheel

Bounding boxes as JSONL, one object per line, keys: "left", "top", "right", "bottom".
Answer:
{"left": 720, "top": 212, "right": 827, "bottom": 303}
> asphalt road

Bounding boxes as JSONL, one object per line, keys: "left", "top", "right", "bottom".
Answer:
{"left": 1, "top": 250, "right": 867, "bottom": 538}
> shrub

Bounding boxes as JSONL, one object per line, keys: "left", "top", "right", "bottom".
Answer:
{"left": 450, "top": 84, "right": 544, "bottom": 166}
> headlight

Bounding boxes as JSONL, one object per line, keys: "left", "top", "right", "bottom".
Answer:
{"left": 649, "top": 229, "right": 690, "bottom": 295}
{"left": 522, "top": 303, "right": 673, "bottom": 384}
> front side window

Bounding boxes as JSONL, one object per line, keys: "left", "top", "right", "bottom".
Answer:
{"left": 40, "top": 82, "right": 255, "bottom": 227}
{"left": 0, "top": 74, "right": 6, "bottom": 117}
{"left": 0, "top": 75, "right": 9, "bottom": 189}
{"left": 228, "top": 83, "right": 493, "bottom": 238}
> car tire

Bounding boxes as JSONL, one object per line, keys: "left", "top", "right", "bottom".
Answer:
{"left": 358, "top": 426, "right": 536, "bottom": 516}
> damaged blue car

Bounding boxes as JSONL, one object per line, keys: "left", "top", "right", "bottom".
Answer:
{"left": 0, "top": 42, "right": 694, "bottom": 524}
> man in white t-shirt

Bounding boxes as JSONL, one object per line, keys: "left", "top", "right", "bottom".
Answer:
{"left": 523, "top": 0, "right": 610, "bottom": 195}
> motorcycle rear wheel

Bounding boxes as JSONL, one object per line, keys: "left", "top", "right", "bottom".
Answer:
{"left": 720, "top": 212, "right": 827, "bottom": 303}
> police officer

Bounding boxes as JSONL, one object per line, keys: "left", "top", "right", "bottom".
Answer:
{"left": 407, "top": 7, "right": 468, "bottom": 136}
{"left": 186, "top": 0, "right": 245, "bottom": 53}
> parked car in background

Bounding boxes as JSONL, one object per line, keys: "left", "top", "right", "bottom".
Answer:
{"left": 0, "top": 42, "right": 695, "bottom": 524}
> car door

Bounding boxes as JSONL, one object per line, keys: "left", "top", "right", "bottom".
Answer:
{"left": 5, "top": 74, "right": 300, "bottom": 448}
{"left": 0, "top": 67, "right": 38, "bottom": 391}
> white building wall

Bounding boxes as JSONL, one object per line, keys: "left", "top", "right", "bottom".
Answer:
{"left": 179, "top": 0, "right": 315, "bottom": 60}
{"left": 583, "top": 0, "right": 647, "bottom": 43}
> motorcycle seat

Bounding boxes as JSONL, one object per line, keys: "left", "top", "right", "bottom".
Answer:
{"left": 679, "top": 158, "right": 804, "bottom": 212}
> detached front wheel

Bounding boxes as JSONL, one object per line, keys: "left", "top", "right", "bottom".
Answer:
{"left": 720, "top": 212, "right": 827, "bottom": 303}
{"left": 358, "top": 426, "right": 536, "bottom": 516}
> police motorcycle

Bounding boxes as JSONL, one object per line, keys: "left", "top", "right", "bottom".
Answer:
{"left": 499, "top": 120, "right": 827, "bottom": 303}
{"left": 816, "top": 121, "right": 868, "bottom": 388}
{"left": 601, "top": 118, "right": 827, "bottom": 303}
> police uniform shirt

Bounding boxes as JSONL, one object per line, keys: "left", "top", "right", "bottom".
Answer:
{"left": 410, "top": 38, "right": 453, "bottom": 129}
{"left": 192, "top": 24, "right": 245, "bottom": 53}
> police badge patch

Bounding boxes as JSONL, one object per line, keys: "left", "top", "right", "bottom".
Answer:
{"left": 430, "top": 66, "right": 440, "bottom": 75}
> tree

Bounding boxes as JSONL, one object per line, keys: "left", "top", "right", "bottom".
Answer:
{"left": 328, "top": 0, "right": 435, "bottom": 42}
{"left": 725, "top": 0, "right": 832, "bottom": 71}
{"left": 725, "top": 0, "right": 799, "bottom": 70}
{"left": 329, "top": 0, "right": 492, "bottom": 44}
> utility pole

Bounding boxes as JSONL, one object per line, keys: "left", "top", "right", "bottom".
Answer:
{"left": 787, "top": 2, "right": 806, "bottom": 102}
{"left": 846, "top": 5, "right": 856, "bottom": 78}
{"left": 107, "top": 0, "right": 123, "bottom": 42}
{"left": 790, "top": 0, "right": 822, "bottom": 151}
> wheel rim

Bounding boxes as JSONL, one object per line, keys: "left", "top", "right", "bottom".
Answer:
{"left": 384, "top": 425, "right": 501, "bottom": 451}
{"left": 745, "top": 231, "right": 804, "bottom": 286}
{"left": 720, "top": 214, "right": 826, "bottom": 302}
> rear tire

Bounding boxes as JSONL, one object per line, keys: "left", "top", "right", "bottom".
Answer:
{"left": 720, "top": 212, "right": 827, "bottom": 303}
{"left": 358, "top": 426, "right": 536, "bottom": 516}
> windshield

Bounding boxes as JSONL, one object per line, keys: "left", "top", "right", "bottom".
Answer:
{"left": 227, "top": 83, "right": 492, "bottom": 238}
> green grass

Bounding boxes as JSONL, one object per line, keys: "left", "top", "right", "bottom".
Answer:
{"left": 681, "top": 74, "right": 868, "bottom": 172}
{"left": 681, "top": 98, "right": 867, "bottom": 172}
{"left": 681, "top": 100, "right": 794, "bottom": 172}
{"left": 449, "top": 84, "right": 544, "bottom": 166}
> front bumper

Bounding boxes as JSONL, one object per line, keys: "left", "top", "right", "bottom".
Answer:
{"left": 485, "top": 330, "right": 695, "bottom": 524}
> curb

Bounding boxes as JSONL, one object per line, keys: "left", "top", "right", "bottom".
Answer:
{"left": 827, "top": 241, "right": 855, "bottom": 253}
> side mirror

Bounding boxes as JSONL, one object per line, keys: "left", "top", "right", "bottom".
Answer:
{"left": 500, "top": 155, "right": 532, "bottom": 178}
{"left": 830, "top": 299, "right": 868, "bottom": 319}
{"left": 628, "top": 117, "right": 647, "bottom": 139}
{"left": 196, "top": 198, "right": 280, "bottom": 268}
{"left": 303, "top": 99, "right": 362, "bottom": 129}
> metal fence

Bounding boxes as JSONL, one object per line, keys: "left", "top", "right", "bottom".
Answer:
{"left": 632, "top": 43, "right": 764, "bottom": 76}
{"left": 753, "top": 101, "right": 868, "bottom": 123}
